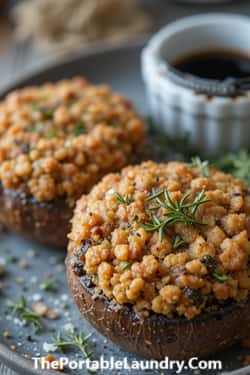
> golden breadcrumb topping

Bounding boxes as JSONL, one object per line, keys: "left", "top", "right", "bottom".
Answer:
{"left": 0, "top": 77, "right": 145, "bottom": 204}
{"left": 68, "top": 161, "right": 250, "bottom": 319}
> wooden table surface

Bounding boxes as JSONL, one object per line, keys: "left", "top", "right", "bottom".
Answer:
{"left": 0, "top": 1, "right": 249, "bottom": 374}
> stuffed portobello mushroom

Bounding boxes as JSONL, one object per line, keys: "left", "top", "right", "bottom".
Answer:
{"left": 67, "top": 161, "right": 250, "bottom": 359}
{"left": 0, "top": 78, "right": 145, "bottom": 247}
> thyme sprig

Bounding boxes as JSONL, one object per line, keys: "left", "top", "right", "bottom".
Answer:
{"left": 139, "top": 189, "right": 210, "bottom": 242}
{"left": 52, "top": 331, "right": 92, "bottom": 359}
{"left": 9, "top": 296, "right": 42, "bottom": 332}
{"left": 114, "top": 192, "right": 134, "bottom": 205}
{"left": 188, "top": 156, "right": 211, "bottom": 177}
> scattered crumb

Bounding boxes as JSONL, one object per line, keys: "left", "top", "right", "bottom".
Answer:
{"left": 23, "top": 353, "right": 31, "bottom": 359}
{"left": 39, "top": 355, "right": 64, "bottom": 371}
{"left": 32, "top": 302, "right": 60, "bottom": 319}
{"left": 10, "top": 345, "right": 16, "bottom": 351}
{"left": 23, "top": 354, "right": 31, "bottom": 359}
{"left": 46, "top": 308, "right": 60, "bottom": 320}
{"left": 3, "top": 330, "right": 12, "bottom": 338}
{"left": 32, "top": 302, "right": 48, "bottom": 317}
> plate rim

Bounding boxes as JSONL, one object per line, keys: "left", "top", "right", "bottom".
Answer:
{"left": 0, "top": 37, "right": 146, "bottom": 98}
{"left": 0, "top": 37, "right": 249, "bottom": 375}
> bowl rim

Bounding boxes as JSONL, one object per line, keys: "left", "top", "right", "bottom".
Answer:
{"left": 143, "top": 13, "right": 250, "bottom": 98}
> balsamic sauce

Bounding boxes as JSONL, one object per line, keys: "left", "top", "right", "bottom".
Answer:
{"left": 173, "top": 49, "right": 250, "bottom": 81}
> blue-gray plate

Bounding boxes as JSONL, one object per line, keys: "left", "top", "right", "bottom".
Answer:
{"left": 0, "top": 40, "right": 249, "bottom": 375}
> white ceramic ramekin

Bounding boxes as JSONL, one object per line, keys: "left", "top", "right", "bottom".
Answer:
{"left": 141, "top": 14, "right": 250, "bottom": 154}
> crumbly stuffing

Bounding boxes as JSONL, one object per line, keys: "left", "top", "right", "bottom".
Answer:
{"left": 0, "top": 77, "right": 145, "bottom": 204}
{"left": 68, "top": 161, "right": 250, "bottom": 319}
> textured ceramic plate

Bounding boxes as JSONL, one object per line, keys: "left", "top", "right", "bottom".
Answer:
{"left": 0, "top": 40, "right": 250, "bottom": 375}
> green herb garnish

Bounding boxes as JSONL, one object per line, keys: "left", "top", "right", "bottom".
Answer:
{"left": 114, "top": 192, "right": 134, "bottom": 205}
{"left": 121, "top": 262, "right": 132, "bottom": 271}
{"left": 9, "top": 296, "right": 42, "bottom": 332}
{"left": 215, "top": 149, "right": 250, "bottom": 186}
{"left": 33, "top": 105, "right": 54, "bottom": 119}
{"left": 52, "top": 331, "right": 92, "bottom": 359}
{"left": 139, "top": 189, "right": 210, "bottom": 242}
{"left": 74, "top": 122, "right": 86, "bottom": 136}
{"left": 188, "top": 156, "right": 211, "bottom": 177}
{"left": 213, "top": 271, "right": 228, "bottom": 283}
{"left": 40, "top": 278, "right": 58, "bottom": 293}
{"left": 173, "top": 235, "right": 185, "bottom": 250}
{"left": 47, "top": 128, "right": 58, "bottom": 138}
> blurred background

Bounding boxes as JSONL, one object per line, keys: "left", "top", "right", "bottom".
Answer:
{"left": 0, "top": 0, "right": 249, "bottom": 88}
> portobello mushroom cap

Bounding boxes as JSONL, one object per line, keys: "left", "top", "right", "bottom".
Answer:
{"left": 0, "top": 78, "right": 145, "bottom": 247}
{"left": 66, "top": 161, "right": 250, "bottom": 359}
{"left": 0, "top": 186, "right": 72, "bottom": 248}
{"left": 66, "top": 252, "right": 250, "bottom": 360}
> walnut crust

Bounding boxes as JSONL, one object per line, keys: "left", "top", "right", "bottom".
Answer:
{"left": 66, "top": 252, "right": 250, "bottom": 360}
{"left": 0, "top": 186, "right": 72, "bottom": 248}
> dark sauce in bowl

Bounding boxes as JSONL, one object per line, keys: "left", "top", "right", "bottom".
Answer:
{"left": 173, "top": 49, "right": 250, "bottom": 81}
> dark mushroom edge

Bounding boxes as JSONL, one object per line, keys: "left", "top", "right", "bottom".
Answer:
{"left": 0, "top": 185, "right": 72, "bottom": 248}
{"left": 66, "top": 251, "right": 250, "bottom": 360}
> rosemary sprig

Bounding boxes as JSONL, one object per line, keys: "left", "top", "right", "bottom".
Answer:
{"left": 173, "top": 235, "right": 185, "bottom": 250}
{"left": 52, "top": 331, "right": 92, "bottom": 359}
{"left": 114, "top": 192, "right": 134, "bottom": 205}
{"left": 188, "top": 156, "right": 211, "bottom": 177}
{"left": 213, "top": 271, "right": 228, "bottom": 283}
{"left": 139, "top": 189, "right": 210, "bottom": 242}
{"left": 10, "top": 296, "right": 42, "bottom": 332}
{"left": 138, "top": 214, "right": 167, "bottom": 242}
